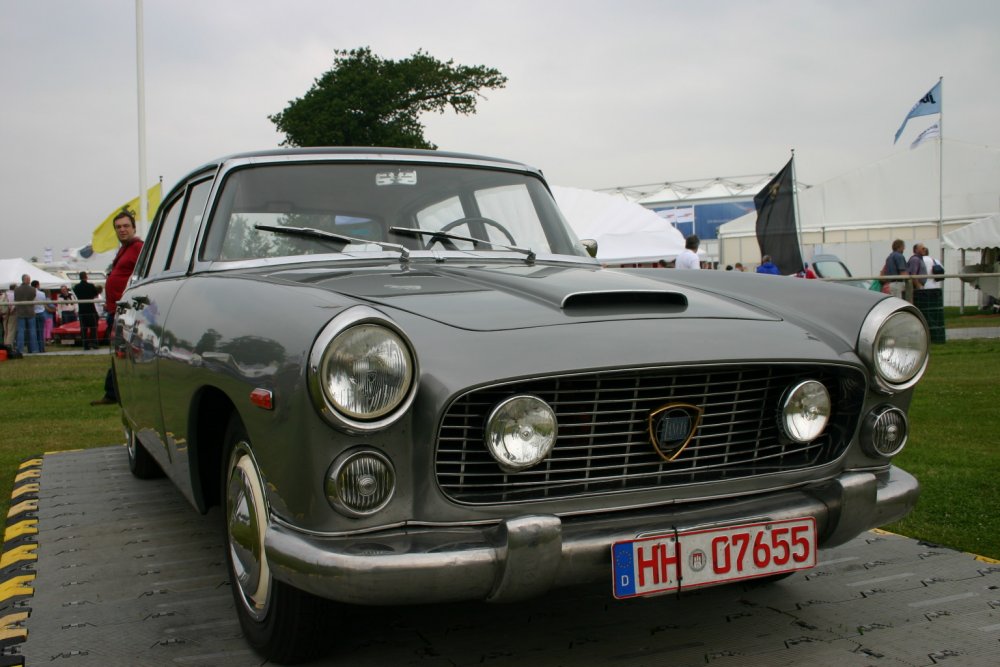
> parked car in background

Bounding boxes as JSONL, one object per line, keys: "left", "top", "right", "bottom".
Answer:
{"left": 811, "top": 253, "right": 873, "bottom": 289}
{"left": 50, "top": 317, "right": 108, "bottom": 346}
{"left": 114, "top": 148, "right": 928, "bottom": 663}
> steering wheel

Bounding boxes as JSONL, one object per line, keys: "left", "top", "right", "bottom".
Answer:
{"left": 430, "top": 217, "right": 517, "bottom": 249}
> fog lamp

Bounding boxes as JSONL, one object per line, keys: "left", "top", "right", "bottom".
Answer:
{"left": 861, "top": 405, "right": 909, "bottom": 457}
{"left": 485, "top": 395, "right": 558, "bottom": 472}
{"left": 326, "top": 449, "right": 395, "bottom": 517}
{"left": 780, "top": 380, "right": 831, "bottom": 443}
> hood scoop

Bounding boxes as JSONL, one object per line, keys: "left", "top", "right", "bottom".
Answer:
{"left": 562, "top": 290, "right": 687, "bottom": 314}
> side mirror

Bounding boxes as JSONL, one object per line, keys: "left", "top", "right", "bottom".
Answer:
{"left": 581, "top": 239, "right": 598, "bottom": 258}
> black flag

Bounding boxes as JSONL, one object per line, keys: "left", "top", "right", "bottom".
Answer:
{"left": 754, "top": 158, "right": 802, "bottom": 275}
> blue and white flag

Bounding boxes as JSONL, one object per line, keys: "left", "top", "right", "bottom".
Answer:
{"left": 910, "top": 122, "right": 940, "bottom": 150}
{"left": 894, "top": 80, "right": 942, "bottom": 144}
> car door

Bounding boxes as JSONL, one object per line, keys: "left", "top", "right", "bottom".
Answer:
{"left": 116, "top": 177, "right": 212, "bottom": 479}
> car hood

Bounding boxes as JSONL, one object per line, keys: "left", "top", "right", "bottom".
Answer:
{"left": 267, "top": 262, "right": 780, "bottom": 332}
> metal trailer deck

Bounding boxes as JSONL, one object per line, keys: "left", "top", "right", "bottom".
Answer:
{"left": 2, "top": 447, "right": 998, "bottom": 666}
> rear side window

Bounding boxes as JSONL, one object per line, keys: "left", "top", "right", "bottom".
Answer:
{"left": 144, "top": 196, "right": 184, "bottom": 277}
{"left": 143, "top": 178, "right": 212, "bottom": 277}
{"left": 168, "top": 179, "right": 211, "bottom": 271}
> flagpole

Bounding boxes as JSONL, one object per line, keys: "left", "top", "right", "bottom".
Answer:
{"left": 937, "top": 76, "right": 944, "bottom": 252}
{"left": 135, "top": 0, "right": 149, "bottom": 238}
{"left": 791, "top": 148, "right": 803, "bottom": 263}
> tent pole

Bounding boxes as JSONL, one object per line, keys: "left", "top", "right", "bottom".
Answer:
{"left": 959, "top": 249, "right": 965, "bottom": 315}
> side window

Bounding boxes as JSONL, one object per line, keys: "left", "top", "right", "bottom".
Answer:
{"left": 167, "top": 179, "right": 211, "bottom": 270}
{"left": 144, "top": 195, "right": 184, "bottom": 277}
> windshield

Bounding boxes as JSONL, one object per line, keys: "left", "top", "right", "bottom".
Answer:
{"left": 202, "top": 162, "right": 585, "bottom": 262}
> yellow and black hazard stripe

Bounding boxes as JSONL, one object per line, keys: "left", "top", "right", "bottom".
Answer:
{"left": 0, "top": 457, "right": 41, "bottom": 667}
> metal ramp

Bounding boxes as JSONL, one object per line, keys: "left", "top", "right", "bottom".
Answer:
{"left": 3, "top": 447, "right": 999, "bottom": 666}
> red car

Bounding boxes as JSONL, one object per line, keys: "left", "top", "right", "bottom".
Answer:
{"left": 50, "top": 318, "right": 109, "bottom": 347}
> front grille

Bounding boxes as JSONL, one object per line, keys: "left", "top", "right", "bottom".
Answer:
{"left": 436, "top": 364, "right": 865, "bottom": 504}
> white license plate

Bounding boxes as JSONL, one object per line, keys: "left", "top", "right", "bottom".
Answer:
{"left": 612, "top": 517, "right": 816, "bottom": 599}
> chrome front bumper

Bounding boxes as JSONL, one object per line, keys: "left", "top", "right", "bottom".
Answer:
{"left": 265, "top": 466, "right": 919, "bottom": 605}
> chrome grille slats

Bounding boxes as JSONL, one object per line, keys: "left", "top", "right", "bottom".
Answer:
{"left": 435, "top": 364, "right": 864, "bottom": 504}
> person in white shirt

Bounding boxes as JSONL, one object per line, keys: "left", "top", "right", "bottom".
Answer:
{"left": 922, "top": 246, "right": 942, "bottom": 289}
{"left": 675, "top": 234, "right": 701, "bottom": 270}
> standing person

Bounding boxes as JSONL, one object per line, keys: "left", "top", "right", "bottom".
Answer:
{"left": 1, "top": 284, "right": 16, "bottom": 351}
{"left": 13, "top": 274, "right": 39, "bottom": 354}
{"left": 57, "top": 284, "right": 78, "bottom": 324}
{"left": 882, "top": 239, "right": 909, "bottom": 300}
{"left": 73, "top": 272, "right": 100, "bottom": 350}
{"left": 907, "top": 243, "right": 927, "bottom": 294}
{"left": 922, "top": 246, "right": 943, "bottom": 290}
{"left": 756, "top": 255, "right": 781, "bottom": 275}
{"left": 675, "top": 234, "right": 701, "bottom": 270}
{"left": 31, "top": 280, "right": 47, "bottom": 352}
{"left": 91, "top": 209, "right": 144, "bottom": 405}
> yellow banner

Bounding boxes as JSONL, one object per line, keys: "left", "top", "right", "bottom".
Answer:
{"left": 91, "top": 183, "right": 162, "bottom": 254}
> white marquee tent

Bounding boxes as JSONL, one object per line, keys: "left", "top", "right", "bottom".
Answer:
{"left": 717, "top": 140, "right": 1000, "bottom": 274}
{"left": 0, "top": 258, "right": 68, "bottom": 290}
{"left": 552, "top": 186, "right": 687, "bottom": 264}
{"left": 943, "top": 213, "right": 1000, "bottom": 250}
{"left": 944, "top": 213, "right": 1000, "bottom": 304}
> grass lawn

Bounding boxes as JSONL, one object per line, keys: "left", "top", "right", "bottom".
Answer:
{"left": 942, "top": 305, "right": 1000, "bottom": 329}
{"left": 1, "top": 339, "right": 998, "bottom": 560}
{"left": 883, "top": 338, "right": 1000, "bottom": 559}
{"left": 0, "top": 354, "right": 123, "bottom": 508}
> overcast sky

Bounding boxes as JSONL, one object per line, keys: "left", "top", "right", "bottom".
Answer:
{"left": 3, "top": 0, "right": 999, "bottom": 262}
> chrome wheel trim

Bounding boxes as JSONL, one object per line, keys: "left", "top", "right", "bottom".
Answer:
{"left": 226, "top": 442, "right": 272, "bottom": 621}
{"left": 125, "top": 425, "right": 137, "bottom": 461}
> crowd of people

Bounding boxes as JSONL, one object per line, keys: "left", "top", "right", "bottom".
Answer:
{"left": 2, "top": 208, "right": 142, "bottom": 408}
{"left": 879, "top": 238, "right": 943, "bottom": 301}
{"left": 0, "top": 272, "right": 105, "bottom": 355}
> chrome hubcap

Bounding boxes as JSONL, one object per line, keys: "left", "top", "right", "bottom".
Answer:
{"left": 226, "top": 443, "right": 271, "bottom": 620}
{"left": 125, "top": 426, "right": 136, "bottom": 460}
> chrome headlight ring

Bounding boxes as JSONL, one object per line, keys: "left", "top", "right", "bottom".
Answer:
{"left": 308, "top": 306, "right": 419, "bottom": 433}
{"left": 779, "top": 380, "right": 832, "bottom": 443}
{"left": 858, "top": 299, "right": 930, "bottom": 394}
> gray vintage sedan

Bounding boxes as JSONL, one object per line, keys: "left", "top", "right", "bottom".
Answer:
{"left": 115, "top": 148, "right": 926, "bottom": 663}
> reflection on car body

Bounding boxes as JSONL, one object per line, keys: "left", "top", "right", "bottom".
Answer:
{"left": 114, "top": 148, "right": 927, "bottom": 663}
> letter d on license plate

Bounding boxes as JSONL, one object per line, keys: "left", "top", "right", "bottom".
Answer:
{"left": 612, "top": 517, "right": 816, "bottom": 599}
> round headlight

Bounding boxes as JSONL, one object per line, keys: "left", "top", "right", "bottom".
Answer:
{"left": 861, "top": 405, "right": 909, "bottom": 457}
{"left": 873, "top": 311, "right": 929, "bottom": 385}
{"left": 780, "top": 380, "right": 831, "bottom": 443}
{"left": 859, "top": 302, "right": 930, "bottom": 393}
{"left": 326, "top": 449, "right": 396, "bottom": 517}
{"left": 319, "top": 323, "right": 414, "bottom": 421}
{"left": 485, "top": 395, "right": 558, "bottom": 472}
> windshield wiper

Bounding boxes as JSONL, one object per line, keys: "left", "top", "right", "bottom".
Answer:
{"left": 388, "top": 226, "right": 535, "bottom": 264}
{"left": 254, "top": 224, "right": 410, "bottom": 262}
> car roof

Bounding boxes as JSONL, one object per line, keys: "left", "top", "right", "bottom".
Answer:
{"left": 172, "top": 147, "right": 544, "bottom": 197}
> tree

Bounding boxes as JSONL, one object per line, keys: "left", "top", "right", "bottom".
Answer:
{"left": 269, "top": 47, "right": 507, "bottom": 150}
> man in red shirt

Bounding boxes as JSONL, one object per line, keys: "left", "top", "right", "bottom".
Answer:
{"left": 91, "top": 209, "right": 144, "bottom": 405}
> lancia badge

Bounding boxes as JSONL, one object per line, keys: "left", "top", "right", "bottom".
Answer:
{"left": 648, "top": 403, "right": 702, "bottom": 461}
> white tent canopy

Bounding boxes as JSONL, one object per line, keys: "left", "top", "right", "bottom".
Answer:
{"left": 0, "top": 258, "right": 68, "bottom": 290}
{"left": 719, "top": 140, "right": 1000, "bottom": 239}
{"left": 552, "top": 186, "right": 687, "bottom": 264}
{"left": 943, "top": 213, "right": 1000, "bottom": 250}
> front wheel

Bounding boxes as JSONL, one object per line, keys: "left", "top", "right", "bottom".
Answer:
{"left": 222, "top": 415, "right": 332, "bottom": 663}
